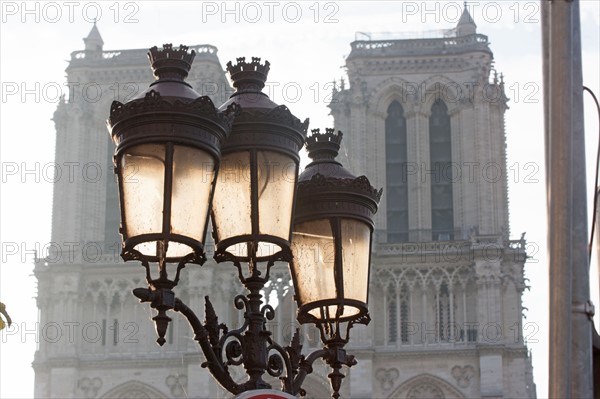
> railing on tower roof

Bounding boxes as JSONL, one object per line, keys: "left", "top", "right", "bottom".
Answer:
{"left": 355, "top": 28, "right": 457, "bottom": 41}
{"left": 67, "top": 44, "right": 220, "bottom": 68}
{"left": 348, "top": 32, "right": 490, "bottom": 59}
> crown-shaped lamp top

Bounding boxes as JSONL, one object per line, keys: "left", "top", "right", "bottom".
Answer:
{"left": 306, "top": 128, "right": 343, "bottom": 163}
{"left": 147, "top": 44, "right": 196, "bottom": 81}
{"left": 226, "top": 57, "right": 270, "bottom": 90}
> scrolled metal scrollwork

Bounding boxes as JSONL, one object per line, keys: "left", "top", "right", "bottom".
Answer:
{"left": 137, "top": 256, "right": 359, "bottom": 398}
{"left": 225, "top": 339, "right": 244, "bottom": 366}
{"left": 261, "top": 304, "right": 275, "bottom": 321}
{"left": 234, "top": 294, "right": 248, "bottom": 311}
{"left": 266, "top": 352, "right": 285, "bottom": 377}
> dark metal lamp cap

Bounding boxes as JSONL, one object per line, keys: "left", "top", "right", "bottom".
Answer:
{"left": 148, "top": 44, "right": 195, "bottom": 81}
{"left": 226, "top": 56, "right": 270, "bottom": 90}
{"left": 306, "top": 128, "right": 343, "bottom": 163}
{"left": 295, "top": 128, "right": 382, "bottom": 226}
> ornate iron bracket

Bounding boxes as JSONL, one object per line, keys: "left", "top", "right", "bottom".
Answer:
{"left": 132, "top": 262, "right": 362, "bottom": 398}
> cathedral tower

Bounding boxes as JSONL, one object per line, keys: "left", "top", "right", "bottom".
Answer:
{"left": 34, "top": 25, "right": 234, "bottom": 399}
{"left": 328, "top": 7, "right": 536, "bottom": 398}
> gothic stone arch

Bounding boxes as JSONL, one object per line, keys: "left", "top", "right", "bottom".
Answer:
{"left": 417, "top": 75, "right": 464, "bottom": 117}
{"left": 240, "top": 371, "right": 332, "bottom": 399}
{"left": 370, "top": 76, "right": 415, "bottom": 118}
{"left": 99, "top": 380, "right": 168, "bottom": 399}
{"left": 390, "top": 373, "right": 466, "bottom": 399}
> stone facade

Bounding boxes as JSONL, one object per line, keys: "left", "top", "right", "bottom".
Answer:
{"left": 34, "top": 24, "right": 236, "bottom": 399}
{"left": 35, "top": 10, "right": 536, "bottom": 398}
{"left": 327, "top": 8, "right": 535, "bottom": 399}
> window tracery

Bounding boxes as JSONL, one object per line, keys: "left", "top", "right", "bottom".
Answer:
{"left": 429, "top": 99, "right": 453, "bottom": 241}
{"left": 385, "top": 100, "right": 409, "bottom": 243}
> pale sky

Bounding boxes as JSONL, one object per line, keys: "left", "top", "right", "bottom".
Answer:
{"left": 1, "top": 1, "right": 599, "bottom": 398}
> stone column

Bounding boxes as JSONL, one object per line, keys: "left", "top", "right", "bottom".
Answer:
{"left": 449, "top": 107, "right": 463, "bottom": 238}
{"left": 478, "top": 347, "right": 504, "bottom": 398}
{"left": 349, "top": 352, "right": 373, "bottom": 398}
{"left": 406, "top": 110, "right": 431, "bottom": 241}
{"left": 50, "top": 365, "right": 78, "bottom": 399}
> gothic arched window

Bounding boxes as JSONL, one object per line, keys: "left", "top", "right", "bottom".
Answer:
{"left": 429, "top": 99, "right": 454, "bottom": 241}
{"left": 387, "top": 283, "right": 410, "bottom": 344}
{"left": 387, "top": 283, "right": 398, "bottom": 343}
{"left": 400, "top": 287, "right": 410, "bottom": 343}
{"left": 385, "top": 101, "right": 409, "bottom": 243}
{"left": 437, "top": 283, "right": 452, "bottom": 342}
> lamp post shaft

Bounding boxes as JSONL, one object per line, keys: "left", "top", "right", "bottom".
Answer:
{"left": 242, "top": 276, "right": 272, "bottom": 390}
{"left": 544, "top": 1, "right": 593, "bottom": 397}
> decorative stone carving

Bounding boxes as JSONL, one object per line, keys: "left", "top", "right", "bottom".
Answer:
{"left": 99, "top": 381, "right": 167, "bottom": 399}
{"left": 392, "top": 374, "right": 467, "bottom": 399}
{"left": 165, "top": 374, "right": 188, "bottom": 397}
{"left": 116, "top": 389, "right": 151, "bottom": 399}
{"left": 77, "top": 377, "right": 102, "bottom": 399}
{"left": 451, "top": 365, "right": 475, "bottom": 388}
{"left": 376, "top": 367, "right": 400, "bottom": 391}
{"left": 407, "top": 383, "right": 445, "bottom": 399}
{"left": 372, "top": 264, "right": 474, "bottom": 289}
{"left": 55, "top": 275, "right": 78, "bottom": 294}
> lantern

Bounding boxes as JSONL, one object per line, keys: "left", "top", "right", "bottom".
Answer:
{"left": 107, "top": 44, "right": 235, "bottom": 270}
{"left": 212, "top": 57, "right": 308, "bottom": 264}
{"left": 291, "top": 129, "right": 381, "bottom": 324}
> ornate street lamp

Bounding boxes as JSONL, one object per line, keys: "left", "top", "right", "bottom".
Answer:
{"left": 290, "top": 128, "right": 382, "bottom": 396}
{"left": 107, "top": 44, "right": 236, "bottom": 343}
{"left": 107, "top": 44, "right": 380, "bottom": 399}
{"left": 292, "top": 129, "right": 380, "bottom": 326}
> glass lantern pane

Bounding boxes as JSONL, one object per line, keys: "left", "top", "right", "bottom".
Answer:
{"left": 165, "top": 241, "right": 193, "bottom": 258}
{"left": 225, "top": 242, "right": 249, "bottom": 258}
{"left": 308, "top": 305, "right": 360, "bottom": 320}
{"left": 291, "top": 220, "right": 336, "bottom": 306}
{"left": 341, "top": 219, "right": 371, "bottom": 304}
{"left": 170, "top": 145, "right": 215, "bottom": 243}
{"left": 121, "top": 143, "right": 165, "bottom": 239}
{"left": 212, "top": 151, "right": 252, "bottom": 242}
{"left": 224, "top": 242, "right": 284, "bottom": 259}
{"left": 257, "top": 241, "right": 282, "bottom": 259}
{"left": 257, "top": 151, "right": 297, "bottom": 240}
{"left": 133, "top": 241, "right": 191, "bottom": 259}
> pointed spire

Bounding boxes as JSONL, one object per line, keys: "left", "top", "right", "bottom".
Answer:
{"left": 83, "top": 21, "right": 103, "bottom": 52}
{"left": 456, "top": 2, "right": 477, "bottom": 36}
